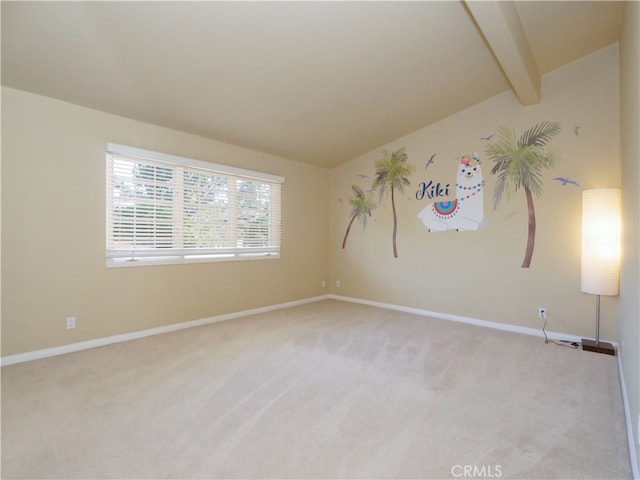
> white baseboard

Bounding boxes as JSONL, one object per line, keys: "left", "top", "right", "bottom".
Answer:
{"left": 1, "top": 292, "right": 614, "bottom": 363}
{"left": 0, "top": 295, "right": 330, "bottom": 367}
{"left": 328, "top": 294, "right": 585, "bottom": 344}
{"left": 618, "top": 353, "right": 640, "bottom": 479}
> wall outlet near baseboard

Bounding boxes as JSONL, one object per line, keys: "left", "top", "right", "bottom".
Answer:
{"left": 66, "top": 317, "right": 76, "bottom": 330}
{"left": 322, "top": 280, "right": 326, "bottom": 288}
{"left": 538, "top": 308, "right": 546, "bottom": 320}
{"left": 336, "top": 280, "right": 341, "bottom": 288}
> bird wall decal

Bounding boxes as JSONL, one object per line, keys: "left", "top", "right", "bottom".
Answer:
{"left": 553, "top": 177, "right": 580, "bottom": 187}
{"left": 481, "top": 134, "right": 495, "bottom": 141}
{"left": 425, "top": 153, "right": 436, "bottom": 170}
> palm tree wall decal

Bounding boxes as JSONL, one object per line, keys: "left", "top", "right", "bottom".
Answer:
{"left": 342, "top": 185, "right": 376, "bottom": 249}
{"left": 372, "top": 147, "right": 414, "bottom": 258}
{"left": 485, "top": 121, "right": 561, "bottom": 268}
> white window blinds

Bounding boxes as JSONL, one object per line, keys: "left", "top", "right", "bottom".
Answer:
{"left": 106, "top": 143, "right": 283, "bottom": 266}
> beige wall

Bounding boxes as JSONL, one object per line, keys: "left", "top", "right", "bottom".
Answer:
{"left": 620, "top": 0, "right": 640, "bottom": 471}
{"left": 329, "top": 45, "right": 621, "bottom": 341}
{"left": 1, "top": 87, "right": 330, "bottom": 356}
{"left": 1, "top": 26, "right": 637, "bottom": 470}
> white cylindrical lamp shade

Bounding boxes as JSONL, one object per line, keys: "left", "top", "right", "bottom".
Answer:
{"left": 581, "top": 188, "right": 621, "bottom": 296}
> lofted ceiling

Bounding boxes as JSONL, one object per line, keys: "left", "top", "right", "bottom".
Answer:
{"left": 1, "top": 1, "right": 624, "bottom": 168}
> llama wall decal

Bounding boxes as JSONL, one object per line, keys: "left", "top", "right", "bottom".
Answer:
{"left": 417, "top": 153, "right": 486, "bottom": 232}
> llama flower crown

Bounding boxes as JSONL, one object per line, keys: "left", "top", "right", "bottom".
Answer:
{"left": 459, "top": 153, "right": 481, "bottom": 166}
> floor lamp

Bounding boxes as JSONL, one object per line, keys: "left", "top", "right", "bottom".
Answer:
{"left": 580, "top": 188, "right": 620, "bottom": 356}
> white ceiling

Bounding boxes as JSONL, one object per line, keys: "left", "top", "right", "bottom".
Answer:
{"left": 1, "top": 1, "right": 624, "bottom": 168}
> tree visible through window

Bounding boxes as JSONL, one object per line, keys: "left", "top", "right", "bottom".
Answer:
{"left": 106, "top": 144, "right": 283, "bottom": 266}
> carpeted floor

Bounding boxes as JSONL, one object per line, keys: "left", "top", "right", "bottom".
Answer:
{"left": 1, "top": 300, "right": 632, "bottom": 479}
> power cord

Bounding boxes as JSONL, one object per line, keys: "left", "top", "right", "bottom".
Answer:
{"left": 542, "top": 320, "right": 579, "bottom": 349}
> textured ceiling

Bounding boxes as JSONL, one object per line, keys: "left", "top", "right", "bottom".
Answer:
{"left": 1, "top": 1, "right": 624, "bottom": 168}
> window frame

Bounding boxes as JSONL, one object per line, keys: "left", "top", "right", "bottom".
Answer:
{"left": 105, "top": 143, "right": 284, "bottom": 268}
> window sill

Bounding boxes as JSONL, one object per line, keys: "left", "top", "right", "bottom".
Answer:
{"left": 106, "top": 252, "right": 280, "bottom": 268}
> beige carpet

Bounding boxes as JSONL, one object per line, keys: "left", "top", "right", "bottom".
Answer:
{"left": 1, "top": 300, "right": 632, "bottom": 479}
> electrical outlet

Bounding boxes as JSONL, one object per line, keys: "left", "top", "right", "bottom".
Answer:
{"left": 321, "top": 280, "right": 326, "bottom": 288}
{"left": 336, "top": 280, "right": 341, "bottom": 288}
{"left": 66, "top": 316, "right": 76, "bottom": 330}
{"left": 538, "top": 308, "right": 546, "bottom": 320}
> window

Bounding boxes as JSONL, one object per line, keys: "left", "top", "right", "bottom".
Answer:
{"left": 106, "top": 143, "right": 283, "bottom": 267}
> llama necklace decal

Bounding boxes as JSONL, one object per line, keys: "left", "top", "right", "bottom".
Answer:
{"left": 418, "top": 153, "right": 487, "bottom": 232}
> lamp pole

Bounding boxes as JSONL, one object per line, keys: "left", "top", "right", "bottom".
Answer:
{"left": 595, "top": 294, "right": 600, "bottom": 347}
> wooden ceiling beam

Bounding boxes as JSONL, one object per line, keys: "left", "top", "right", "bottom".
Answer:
{"left": 465, "top": 0, "right": 541, "bottom": 105}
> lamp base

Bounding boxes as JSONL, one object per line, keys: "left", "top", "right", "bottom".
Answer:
{"left": 581, "top": 338, "right": 616, "bottom": 356}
